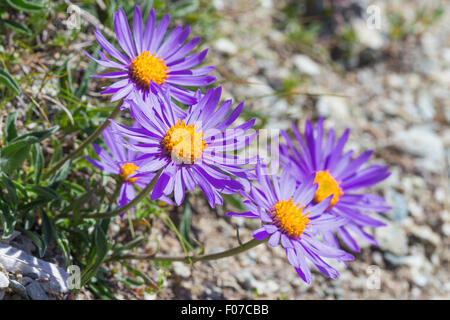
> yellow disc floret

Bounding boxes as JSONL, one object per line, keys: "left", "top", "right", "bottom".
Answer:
{"left": 313, "top": 170, "right": 344, "bottom": 207}
{"left": 162, "top": 119, "right": 207, "bottom": 164}
{"left": 120, "top": 162, "right": 139, "bottom": 183}
{"left": 271, "top": 198, "right": 310, "bottom": 238}
{"left": 129, "top": 51, "right": 169, "bottom": 88}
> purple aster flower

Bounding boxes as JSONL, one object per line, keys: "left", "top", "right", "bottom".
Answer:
{"left": 279, "top": 118, "right": 391, "bottom": 253}
{"left": 109, "top": 86, "right": 257, "bottom": 208}
{"left": 85, "top": 125, "right": 171, "bottom": 214}
{"left": 84, "top": 6, "right": 216, "bottom": 104}
{"left": 226, "top": 162, "right": 353, "bottom": 284}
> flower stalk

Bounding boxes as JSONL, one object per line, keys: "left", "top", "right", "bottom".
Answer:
{"left": 58, "top": 169, "right": 162, "bottom": 219}
{"left": 107, "top": 238, "right": 265, "bottom": 263}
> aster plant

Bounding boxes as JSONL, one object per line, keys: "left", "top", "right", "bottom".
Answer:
{"left": 279, "top": 118, "right": 391, "bottom": 253}
{"left": 84, "top": 6, "right": 216, "bottom": 104}
{"left": 85, "top": 125, "right": 171, "bottom": 214}
{"left": 226, "top": 162, "right": 354, "bottom": 283}
{"left": 109, "top": 86, "right": 257, "bottom": 208}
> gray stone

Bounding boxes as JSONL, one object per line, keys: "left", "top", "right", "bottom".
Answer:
{"left": 9, "top": 280, "right": 28, "bottom": 299}
{"left": 292, "top": 54, "right": 321, "bottom": 76}
{"left": 0, "top": 243, "right": 69, "bottom": 294}
{"left": 407, "top": 225, "right": 440, "bottom": 248}
{"left": 442, "top": 223, "right": 450, "bottom": 237}
{"left": 417, "top": 91, "right": 435, "bottom": 121}
{"left": 26, "top": 281, "right": 48, "bottom": 300}
{"left": 214, "top": 38, "right": 238, "bottom": 55}
{"left": 392, "top": 126, "right": 444, "bottom": 173}
{"left": 172, "top": 262, "right": 191, "bottom": 279}
{"left": 389, "top": 191, "right": 409, "bottom": 222}
{"left": 375, "top": 221, "right": 409, "bottom": 256}
{"left": 316, "top": 96, "right": 350, "bottom": 121}
{"left": 234, "top": 269, "right": 256, "bottom": 290}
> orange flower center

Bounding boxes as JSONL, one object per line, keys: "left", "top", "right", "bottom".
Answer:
{"left": 120, "top": 162, "right": 139, "bottom": 183}
{"left": 162, "top": 119, "right": 207, "bottom": 164}
{"left": 271, "top": 198, "right": 310, "bottom": 238}
{"left": 129, "top": 51, "right": 169, "bottom": 88}
{"left": 313, "top": 170, "right": 344, "bottom": 207}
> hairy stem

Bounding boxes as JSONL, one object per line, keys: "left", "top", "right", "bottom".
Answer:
{"left": 58, "top": 169, "right": 162, "bottom": 219}
{"left": 107, "top": 238, "right": 265, "bottom": 263}
{"left": 43, "top": 102, "right": 122, "bottom": 179}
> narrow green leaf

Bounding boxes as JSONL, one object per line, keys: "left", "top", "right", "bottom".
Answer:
{"left": 0, "top": 172, "right": 18, "bottom": 208}
{"left": 179, "top": 200, "right": 193, "bottom": 249}
{"left": 3, "top": 111, "right": 18, "bottom": 143}
{"left": 0, "top": 68, "right": 21, "bottom": 95}
{"left": 6, "top": 0, "right": 45, "bottom": 12}
{"left": 21, "top": 229, "right": 47, "bottom": 257}
{"left": 2, "top": 19, "right": 32, "bottom": 35}
{"left": 31, "top": 144, "right": 44, "bottom": 184}
{"left": 10, "top": 125, "right": 59, "bottom": 144}
{"left": 0, "top": 140, "right": 32, "bottom": 174}
{"left": 55, "top": 232, "right": 71, "bottom": 267}
{"left": 0, "top": 202, "right": 16, "bottom": 238}
{"left": 48, "top": 160, "right": 70, "bottom": 187}
{"left": 39, "top": 209, "right": 53, "bottom": 249}
{"left": 31, "top": 185, "right": 59, "bottom": 200}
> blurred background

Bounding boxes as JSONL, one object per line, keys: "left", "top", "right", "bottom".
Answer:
{"left": 0, "top": 0, "right": 448, "bottom": 299}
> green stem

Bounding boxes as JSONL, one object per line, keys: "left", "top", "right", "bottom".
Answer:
{"left": 43, "top": 102, "right": 122, "bottom": 179}
{"left": 58, "top": 169, "right": 162, "bottom": 219}
{"left": 107, "top": 238, "right": 265, "bottom": 263}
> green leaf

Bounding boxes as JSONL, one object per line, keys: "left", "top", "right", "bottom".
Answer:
{"left": 0, "top": 172, "right": 18, "bottom": 208}
{"left": 2, "top": 19, "right": 32, "bottom": 35}
{"left": 3, "top": 111, "right": 18, "bottom": 143}
{"left": 95, "top": 223, "right": 108, "bottom": 260}
{"left": 0, "top": 126, "right": 58, "bottom": 174}
{"left": 10, "top": 125, "right": 59, "bottom": 144}
{"left": 6, "top": 0, "right": 45, "bottom": 12}
{"left": 31, "top": 185, "right": 59, "bottom": 200}
{"left": 31, "top": 144, "right": 44, "bottom": 184}
{"left": 55, "top": 232, "right": 71, "bottom": 266}
{"left": 0, "top": 139, "right": 32, "bottom": 174}
{"left": 0, "top": 68, "right": 21, "bottom": 96}
{"left": 48, "top": 160, "right": 70, "bottom": 187}
{"left": 0, "top": 202, "right": 16, "bottom": 238}
{"left": 49, "top": 138, "right": 62, "bottom": 166}
{"left": 39, "top": 209, "right": 53, "bottom": 249}
{"left": 80, "top": 221, "right": 110, "bottom": 287}
{"left": 179, "top": 200, "right": 193, "bottom": 249}
{"left": 21, "top": 229, "right": 47, "bottom": 257}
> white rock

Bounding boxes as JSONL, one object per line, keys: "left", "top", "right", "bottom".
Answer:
{"left": 387, "top": 74, "right": 405, "bottom": 88}
{"left": 0, "top": 271, "right": 9, "bottom": 289}
{"left": 375, "top": 222, "right": 408, "bottom": 256}
{"left": 172, "top": 262, "right": 191, "bottom": 278}
{"left": 417, "top": 91, "right": 435, "bottom": 121}
{"left": 412, "top": 273, "right": 428, "bottom": 287}
{"left": 352, "top": 19, "right": 385, "bottom": 50}
{"left": 214, "top": 38, "right": 238, "bottom": 55}
{"left": 317, "top": 96, "right": 350, "bottom": 121}
{"left": 442, "top": 223, "right": 450, "bottom": 237}
{"left": 407, "top": 225, "right": 440, "bottom": 247}
{"left": 292, "top": 54, "right": 321, "bottom": 76}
